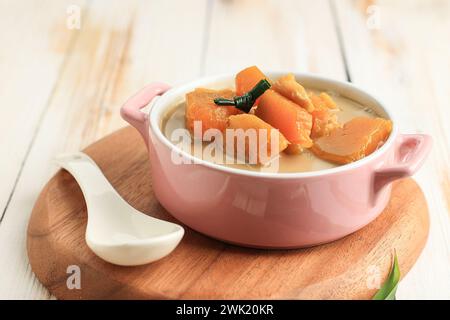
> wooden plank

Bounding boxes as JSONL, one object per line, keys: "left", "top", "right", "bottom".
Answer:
{"left": 204, "top": 0, "right": 346, "bottom": 79}
{"left": 0, "top": 0, "right": 85, "bottom": 222}
{"left": 333, "top": 0, "right": 450, "bottom": 299}
{"left": 0, "top": 0, "right": 208, "bottom": 299}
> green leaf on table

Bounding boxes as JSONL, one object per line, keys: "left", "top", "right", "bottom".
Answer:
{"left": 372, "top": 252, "right": 400, "bottom": 300}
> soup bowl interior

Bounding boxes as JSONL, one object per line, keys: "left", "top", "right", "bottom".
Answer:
{"left": 149, "top": 72, "right": 397, "bottom": 178}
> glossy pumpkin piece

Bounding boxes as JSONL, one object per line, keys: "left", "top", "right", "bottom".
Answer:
{"left": 186, "top": 88, "right": 241, "bottom": 138}
{"left": 309, "top": 92, "right": 338, "bottom": 110}
{"left": 309, "top": 92, "right": 340, "bottom": 138}
{"left": 227, "top": 114, "right": 289, "bottom": 164}
{"left": 284, "top": 143, "right": 303, "bottom": 155}
{"left": 235, "top": 66, "right": 268, "bottom": 99}
{"left": 255, "top": 89, "right": 313, "bottom": 148}
{"left": 311, "top": 109, "right": 341, "bottom": 139}
{"left": 272, "top": 74, "right": 314, "bottom": 112}
{"left": 311, "top": 117, "right": 393, "bottom": 164}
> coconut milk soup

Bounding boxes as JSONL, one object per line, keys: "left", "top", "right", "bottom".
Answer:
{"left": 161, "top": 89, "right": 379, "bottom": 173}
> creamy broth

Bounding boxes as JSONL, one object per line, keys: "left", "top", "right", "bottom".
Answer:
{"left": 161, "top": 89, "right": 379, "bottom": 173}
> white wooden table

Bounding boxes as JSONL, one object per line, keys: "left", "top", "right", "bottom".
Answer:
{"left": 0, "top": 0, "right": 448, "bottom": 299}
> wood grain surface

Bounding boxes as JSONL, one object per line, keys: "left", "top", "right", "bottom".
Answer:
{"left": 27, "top": 127, "right": 429, "bottom": 300}
{"left": 0, "top": 0, "right": 448, "bottom": 299}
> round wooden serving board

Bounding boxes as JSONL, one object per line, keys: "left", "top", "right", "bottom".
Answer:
{"left": 27, "top": 126, "right": 429, "bottom": 300}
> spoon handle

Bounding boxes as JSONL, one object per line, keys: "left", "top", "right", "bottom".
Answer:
{"left": 53, "top": 152, "right": 120, "bottom": 204}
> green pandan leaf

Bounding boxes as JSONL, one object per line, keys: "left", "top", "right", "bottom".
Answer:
{"left": 214, "top": 79, "right": 271, "bottom": 113}
{"left": 373, "top": 252, "right": 401, "bottom": 300}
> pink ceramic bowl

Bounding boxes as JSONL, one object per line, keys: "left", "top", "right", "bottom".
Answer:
{"left": 121, "top": 72, "right": 431, "bottom": 248}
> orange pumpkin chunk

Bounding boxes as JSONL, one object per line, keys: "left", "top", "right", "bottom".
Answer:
{"left": 311, "top": 109, "right": 341, "bottom": 139}
{"left": 227, "top": 114, "right": 288, "bottom": 164}
{"left": 284, "top": 143, "right": 303, "bottom": 155}
{"left": 186, "top": 88, "right": 241, "bottom": 138}
{"left": 235, "top": 66, "right": 268, "bottom": 97}
{"left": 311, "top": 117, "right": 393, "bottom": 164}
{"left": 309, "top": 92, "right": 338, "bottom": 110}
{"left": 272, "top": 74, "right": 314, "bottom": 112}
{"left": 255, "top": 89, "right": 313, "bottom": 148}
{"left": 309, "top": 92, "right": 340, "bottom": 138}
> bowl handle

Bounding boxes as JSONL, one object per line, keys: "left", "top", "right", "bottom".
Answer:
{"left": 373, "top": 133, "right": 432, "bottom": 196}
{"left": 120, "top": 83, "right": 171, "bottom": 147}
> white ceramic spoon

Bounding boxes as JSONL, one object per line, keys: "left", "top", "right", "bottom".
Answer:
{"left": 54, "top": 152, "right": 184, "bottom": 266}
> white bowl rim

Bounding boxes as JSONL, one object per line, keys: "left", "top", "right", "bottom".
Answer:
{"left": 149, "top": 71, "right": 398, "bottom": 179}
